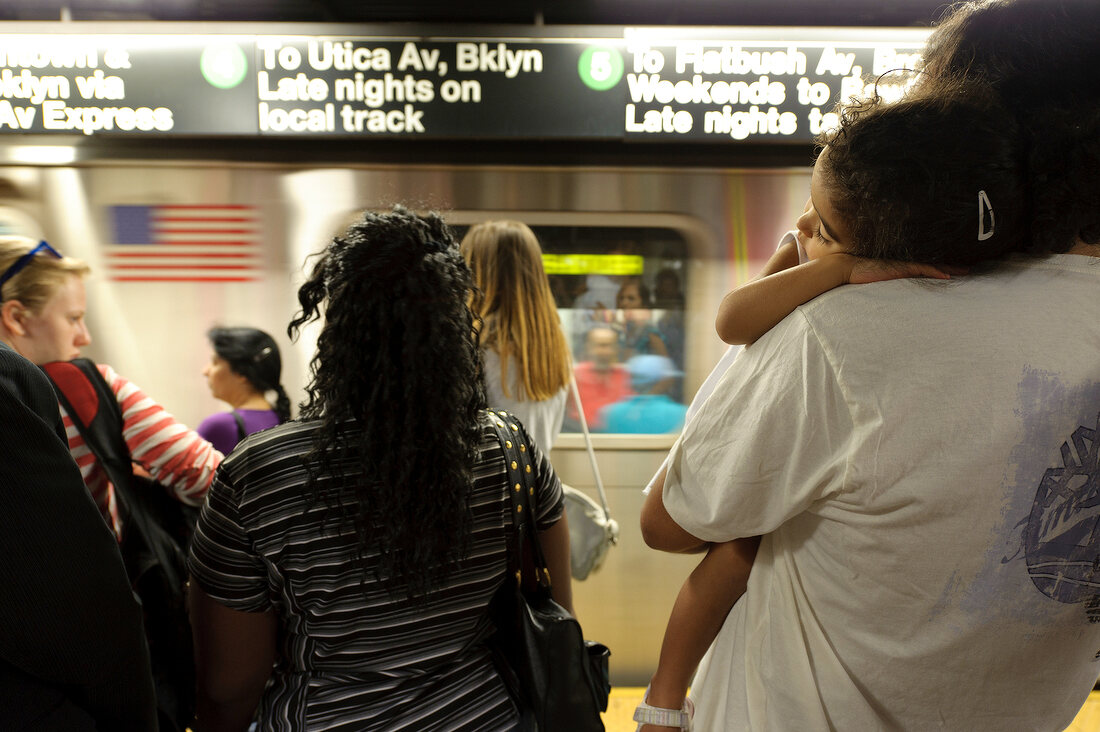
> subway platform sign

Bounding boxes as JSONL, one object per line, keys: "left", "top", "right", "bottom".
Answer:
{"left": 0, "top": 24, "right": 928, "bottom": 143}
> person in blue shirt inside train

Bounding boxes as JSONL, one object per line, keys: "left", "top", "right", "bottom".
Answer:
{"left": 598, "top": 354, "right": 687, "bottom": 435}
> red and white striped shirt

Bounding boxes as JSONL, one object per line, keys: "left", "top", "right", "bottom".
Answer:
{"left": 58, "top": 363, "right": 222, "bottom": 537}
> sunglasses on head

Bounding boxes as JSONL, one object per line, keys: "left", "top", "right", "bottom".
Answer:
{"left": 0, "top": 241, "right": 64, "bottom": 292}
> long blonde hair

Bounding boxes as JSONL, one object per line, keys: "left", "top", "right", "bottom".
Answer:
{"left": 0, "top": 236, "right": 90, "bottom": 312}
{"left": 460, "top": 220, "right": 570, "bottom": 401}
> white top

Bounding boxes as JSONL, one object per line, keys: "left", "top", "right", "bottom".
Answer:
{"left": 687, "top": 231, "right": 805, "bottom": 422}
{"left": 645, "top": 231, "right": 801, "bottom": 494}
{"left": 663, "top": 253, "right": 1100, "bottom": 731}
{"left": 482, "top": 348, "right": 567, "bottom": 452}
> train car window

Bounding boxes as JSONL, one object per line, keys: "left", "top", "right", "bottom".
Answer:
{"left": 453, "top": 224, "right": 690, "bottom": 436}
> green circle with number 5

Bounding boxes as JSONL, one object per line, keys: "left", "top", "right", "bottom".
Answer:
{"left": 578, "top": 46, "right": 624, "bottom": 91}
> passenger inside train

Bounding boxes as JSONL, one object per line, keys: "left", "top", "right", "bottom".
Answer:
{"left": 615, "top": 276, "right": 668, "bottom": 360}
{"left": 569, "top": 324, "right": 632, "bottom": 432}
{"left": 197, "top": 326, "right": 290, "bottom": 455}
{"left": 598, "top": 354, "right": 686, "bottom": 435}
{"left": 637, "top": 87, "right": 1029, "bottom": 730}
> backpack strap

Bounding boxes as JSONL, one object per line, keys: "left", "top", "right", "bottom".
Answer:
{"left": 230, "top": 410, "right": 247, "bottom": 443}
{"left": 41, "top": 359, "right": 132, "bottom": 492}
{"left": 41, "top": 359, "right": 186, "bottom": 588}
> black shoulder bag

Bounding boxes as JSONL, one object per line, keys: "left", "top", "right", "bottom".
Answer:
{"left": 41, "top": 358, "right": 197, "bottom": 732}
{"left": 486, "top": 410, "right": 611, "bottom": 731}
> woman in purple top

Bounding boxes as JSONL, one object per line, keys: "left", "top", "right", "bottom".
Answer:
{"left": 197, "top": 327, "right": 290, "bottom": 454}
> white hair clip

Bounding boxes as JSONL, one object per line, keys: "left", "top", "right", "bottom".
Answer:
{"left": 978, "top": 189, "right": 995, "bottom": 241}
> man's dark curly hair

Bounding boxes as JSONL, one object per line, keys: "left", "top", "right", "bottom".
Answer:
{"left": 818, "top": 88, "right": 1029, "bottom": 267}
{"left": 288, "top": 206, "right": 486, "bottom": 599}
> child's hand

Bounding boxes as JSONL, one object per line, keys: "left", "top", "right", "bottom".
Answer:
{"left": 835, "top": 253, "right": 963, "bottom": 285}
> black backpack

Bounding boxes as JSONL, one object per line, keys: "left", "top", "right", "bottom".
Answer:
{"left": 42, "top": 359, "right": 198, "bottom": 732}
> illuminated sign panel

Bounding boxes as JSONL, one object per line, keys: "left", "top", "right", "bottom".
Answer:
{"left": 0, "top": 26, "right": 928, "bottom": 143}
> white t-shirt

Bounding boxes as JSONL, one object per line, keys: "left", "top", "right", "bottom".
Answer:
{"left": 644, "top": 231, "right": 802, "bottom": 495}
{"left": 663, "top": 253, "right": 1100, "bottom": 731}
{"left": 688, "top": 231, "right": 806, "bottom": 422}
{"left": 482, "top": 348, "right": 567, "bottom": 452}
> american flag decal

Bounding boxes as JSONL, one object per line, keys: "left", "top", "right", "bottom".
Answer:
{"left": 107, "top": 205, "right": 261, "bottom": 282}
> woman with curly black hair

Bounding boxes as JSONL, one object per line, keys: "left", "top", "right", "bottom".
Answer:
{"left": 187, "top": 206, "right": 573, "bottom": 731}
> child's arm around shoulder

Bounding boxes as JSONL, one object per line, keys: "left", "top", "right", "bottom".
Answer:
{"left": 716, "top": 243, "right": 951, "bottom": 346}
{"left": 715, "top": 238, "right": 831, "bottom": 345}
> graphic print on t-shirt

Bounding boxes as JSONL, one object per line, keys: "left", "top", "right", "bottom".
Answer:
{"left": 998, "top": 371, "right": 1100, "bottom": 625}
{"left": 1022, "top": 408, "right": 1100, "bottom": 608}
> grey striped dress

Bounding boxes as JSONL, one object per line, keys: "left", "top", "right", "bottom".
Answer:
{"left": 187, "top": 412, "right": 563, "bottom": 731}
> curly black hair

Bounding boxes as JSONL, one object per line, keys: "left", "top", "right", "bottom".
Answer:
{"left": 288, "top": 206, "right": 486, "bottom": 599}
{"left": 920, "top": 0, "right": 1100, "bottom": 252}
{"left": 818, "top": 88, "right": 1029, "bottom": 267}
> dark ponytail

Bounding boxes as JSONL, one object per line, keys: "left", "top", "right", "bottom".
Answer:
{"left": 271, "top": 384, "right": 291, "bottom": 423}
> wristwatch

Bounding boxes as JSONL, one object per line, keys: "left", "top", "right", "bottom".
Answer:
{"left": 632, "top": 686, "right": 694, "bottom": 731}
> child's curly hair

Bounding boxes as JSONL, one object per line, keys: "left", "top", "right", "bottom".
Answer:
{"left": 818, "top": 86, "right": 1029, "bottom": 266}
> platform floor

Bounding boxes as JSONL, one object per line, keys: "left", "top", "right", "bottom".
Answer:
{"left": 600, "top": 688, "right": 1100, "bottom": 732}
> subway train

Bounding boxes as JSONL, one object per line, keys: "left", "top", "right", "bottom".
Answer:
{"left": 0, "top": 20, "right": 925, "bottom": 685}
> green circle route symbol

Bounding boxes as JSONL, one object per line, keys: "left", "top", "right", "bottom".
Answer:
{"left": 578, "top": 46, "right": 624, "bottom": 91}
{"left": 200, "top": 43, "right": 249, "bottom": 89}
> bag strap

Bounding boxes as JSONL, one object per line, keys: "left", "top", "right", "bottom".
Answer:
{"left": 487, "top": 410, "right": 553, "bottom": 594}
{"left": 568, "top": 372, "right": 614, "bottom": 524}
{"left": 42, "top": 359, "right": 135, "bottom": 502}
{"left": 230, "top": 410, "right": 247, "bottom": 442}
{"left": 42, "top": 359, "right": 184, "bottom": 585}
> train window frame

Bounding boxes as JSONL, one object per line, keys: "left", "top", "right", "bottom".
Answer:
{"left": 446, "top": 210, "right": 721, "bottom": 448}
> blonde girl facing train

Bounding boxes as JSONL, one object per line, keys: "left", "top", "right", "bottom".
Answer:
{"left": 460, "top": 220, "right": 572, "bottom": 452}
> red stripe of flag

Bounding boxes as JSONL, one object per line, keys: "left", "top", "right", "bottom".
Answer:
{"left": 111, "top": 276, "right": 257, "bottom": 282}
{"left": 111, "top": 264, "right": 254, "bottom": 270}
{"left": 154, "top": 204, "right": 252, "bottom": 210}
{"left": 155, "top": 216, "right": 254, "bottom": 223}
{"left": 145, "top": 240, "right": 253, "bottom": 246}
{"left": 107, "top": 252, "right": 252, "bottom": 259}
{"left": 152, "top": 228, "right": 255, "bottom": 235}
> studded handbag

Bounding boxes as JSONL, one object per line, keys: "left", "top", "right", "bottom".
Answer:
{"left": 485, "top": 411, "right": 611, "bottom": 731}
